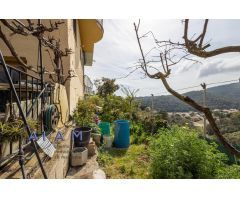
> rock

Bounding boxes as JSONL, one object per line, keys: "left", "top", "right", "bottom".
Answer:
{"left": 92, "top": 169, "right": 106, "bottom": 179}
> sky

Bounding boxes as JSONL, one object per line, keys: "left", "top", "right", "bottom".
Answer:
{"left": 85, "top": 19, "right": 240, "bottom": 97}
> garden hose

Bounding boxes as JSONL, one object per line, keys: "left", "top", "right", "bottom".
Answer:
{"left": 44, "top": 104, "right": 60, "bottom": 133}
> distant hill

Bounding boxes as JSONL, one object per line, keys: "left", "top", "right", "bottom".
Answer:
{"left": 137, "top": 83, "right": 240, "bottom": 112}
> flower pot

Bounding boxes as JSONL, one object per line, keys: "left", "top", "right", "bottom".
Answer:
{"left": 71, "top": 147, "right": 88, "bottom": 167}
{"left": 73, "top": 127, "right": 91, "bottom": 147}
{"left": 103, "top": 135, "right": 113, "bottom": 148}
{"left": 92, "top": 133, "right": 101, "bottom": 147}
{"left": 87, "top": 141, "right": 96, "bottom": 157}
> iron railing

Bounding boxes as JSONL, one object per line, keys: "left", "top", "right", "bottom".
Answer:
{"left": 0, "top": 58, "right": 53, "bottom": 173}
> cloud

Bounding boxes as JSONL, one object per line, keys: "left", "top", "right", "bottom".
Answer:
{"left": 86, "top": 19, "right": 240, "bottom": 96}
{"left": 198, "top": 55, "right": 240, "bottom": 77}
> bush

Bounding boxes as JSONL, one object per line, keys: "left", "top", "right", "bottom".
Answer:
{"left": 100, "top": 95, "right": 136, "bottom": 122}
{"left": 73, "top": 98, "right": 96, "bottom": 127}
{"left": 130, "top": 123, "right": 151, "bottom": 145}
{"left": 130, "top": 112, "right": 168, "bottom": 145}
{"left": 88, "top": 123, "right": 101, "bottom": 134}
{"left": 216, "top": 164, "right": 240, "bottom": 179}
{"left": 149, "top": 126, "right": 227, "bottom": 179}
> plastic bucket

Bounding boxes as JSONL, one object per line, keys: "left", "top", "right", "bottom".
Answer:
{"left": 103, "top": 135, "right": 113, "bottom": 148}
{"left": 98, "top": 122, "right": 110, "bottom": 136}
{"left": 73, "top": 127, "right": 91, "bottom": 147}
{"left": 114, "top": 120, "right": 130, "bottom": 148}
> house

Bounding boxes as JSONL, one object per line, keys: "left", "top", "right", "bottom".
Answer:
{"left": 0, "top": 19, "right": 103, "bottom": 115}
{"left": 0, "top": 19, "right": 104, "bottom": 178}
{"left": 84, "top": 75, "right": 94, "bottom": 95}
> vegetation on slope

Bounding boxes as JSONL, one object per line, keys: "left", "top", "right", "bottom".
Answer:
{"left": 137, "top": 83, "right": 240, "bottom": 112}
{"left": 88, "top": 78, "right": 240, "bottom": 179}
{"left": 98, "top": 144, "right": 150, "bottom": 178}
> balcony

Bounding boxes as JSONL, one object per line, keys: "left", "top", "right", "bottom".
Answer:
{"left": 78, "top": 19, "right": 104, "bottom": 66}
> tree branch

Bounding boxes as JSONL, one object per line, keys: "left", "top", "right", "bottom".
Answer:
{"left": 133, "top": 20, "right": 240, "bottom": 158}
{"left": 0, "top": 25, "right": 37, "bottom": 73}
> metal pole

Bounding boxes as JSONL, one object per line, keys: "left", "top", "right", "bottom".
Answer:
{"left": 38, "top": 19, "right": 45, "bottom": 134}
{"left": 0, "top": 51, "right": 48, "bottom": 179}
{"left": 201, "top": 83, "right": 207, "bottom": 137}
{"left": 17, "top": 70, "right": 26, "bottom": 178}
{"left": 26, "top": 84, "right": 48, "bottom": 117}
{"left": 18, "top": 133, "right": 26, "bottom": 179}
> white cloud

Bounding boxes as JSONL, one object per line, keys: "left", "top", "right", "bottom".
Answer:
{"left": 198, "top": 55, "right": 240, "bottom": 77}
{"left": 86, "top": 19, "right": 240, "bottom": 96}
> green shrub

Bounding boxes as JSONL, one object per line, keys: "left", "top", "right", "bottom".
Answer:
{"left": 88, "top": 123, "right": 101, "bottom": 134}
{"left": 100, "top": 95, "right": 135, "bottom": 122}
{"left": 149, "top": 126, "right": 227, "bottom": 179}
{"left": 216, "top": 164, "right": 240, "bottom": 179}
{"left": 73, "top": 99, "right": 96, "bottom": 127}
{"left": 130, "top": 113, "right": 168, "bottom": 145}
{"left": 130, "top": 123, "right": 150, "bottom": 144}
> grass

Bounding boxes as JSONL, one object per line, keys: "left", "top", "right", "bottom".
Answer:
{"left": 98, "top": 144, "right": 150, "bottom": 178}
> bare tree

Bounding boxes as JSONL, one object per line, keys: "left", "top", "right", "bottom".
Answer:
{"left": 120, "top": 85, "right": 139, "bottom": 121}
{"left": 120, "top": 85, "right": 139, "bottom": 106}
{"left": 133, "top": 19, "right": 240, "bottom": 157}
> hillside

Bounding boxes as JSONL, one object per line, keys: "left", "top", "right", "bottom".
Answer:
{"left": 137, "top": 83, "right": 240, "bottom": 112}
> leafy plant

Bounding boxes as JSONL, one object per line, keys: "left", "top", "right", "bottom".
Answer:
{"left": 0, "top": 119, "right": 38, "bottom": 142}
{"left": 130, "top": 112, "right": 169, "bottom": 145}
{"left": 216, "top": 164, "right": 240, "bottom": 179}
{"left": 88, "top": 123, "right": 101, "bottom": 134}
{"left": 130, "top": 123, "right": 150, "bottom": 144}
{"left": 99, "top": 95, "right": 136, "bottom": 123}
{"left": 73, "top": 99, "right": 96, "bottom": 127}
{"left": 149, "top": 126, "right": 227, "bottom": 179}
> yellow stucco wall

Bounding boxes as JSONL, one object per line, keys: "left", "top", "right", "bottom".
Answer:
{"left": 0, "top": 19, "right": 84, "bottom": 115}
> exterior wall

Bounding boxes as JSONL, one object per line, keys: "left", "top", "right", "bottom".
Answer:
{"left": 0, "top": 19, "right": 85, "bottom": 115}
{"left": 65, "top": 19, "right": 84, "bottom": 114}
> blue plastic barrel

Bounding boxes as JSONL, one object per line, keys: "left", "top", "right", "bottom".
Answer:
{"left": 114, "top": 120, "right": 130, "bottom": 148}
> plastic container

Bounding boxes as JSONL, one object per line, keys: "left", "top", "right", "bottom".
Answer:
{"left": 71, "top": 147, "right": 88, "bottom": 166}
{"left": 114, "top": 120, "right": 130, "bottom": 148}
{"left": 73, "top": 127, "right": 91, "bottom": 147}
{"left": 92, "top": 133, "right": 101, "bottom": 146}
{"left": 98, "top": 122, "right": 110, "bottom": 136}
{"left": 103, "top": 135, "right": 113, "bottom": 148}
{"left": 87, "top": 141, "right": 96, "bottom": 157}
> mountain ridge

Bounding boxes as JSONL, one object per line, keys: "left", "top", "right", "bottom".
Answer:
{"left": 137, "top": 83, "right": 240, "bottom": 112}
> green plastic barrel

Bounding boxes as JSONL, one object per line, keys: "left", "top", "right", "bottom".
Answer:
{"left": 98, "top": 122, "right": 110, "bottom": 136}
